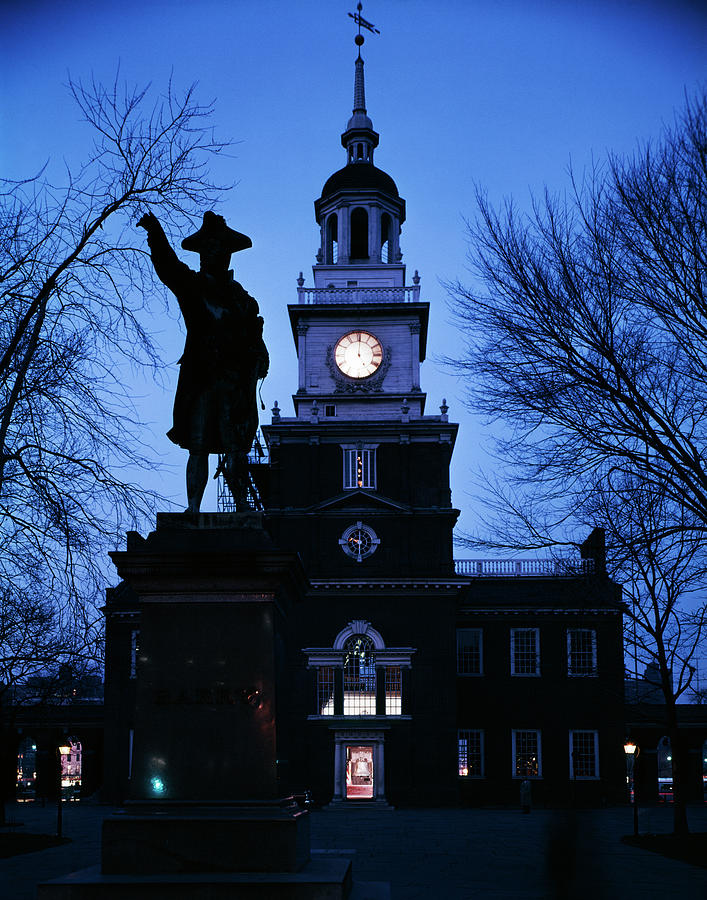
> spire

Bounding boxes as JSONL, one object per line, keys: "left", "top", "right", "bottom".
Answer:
{"left": 353, "top": 55, "right": 366, "bottom": 114}
{"left": 342, "top": 3, "right": 380, "bottom": 164}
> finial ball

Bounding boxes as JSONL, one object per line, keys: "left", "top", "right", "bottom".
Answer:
{"left": 355, "top": 33, "right": 364, "bottom": 46}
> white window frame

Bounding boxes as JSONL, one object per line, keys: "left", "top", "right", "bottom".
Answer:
{"left": 456, "top": 629, "right": 483, "bottom": 675}
{"left": 458, "top": 729, "right": 485, "bottom": 778}
{"left": 569, "top": 730, "right": 600, "bottom": 779}
{"left": 317, "top": 666, "right": 336, "bottom": 716}
{"left": 510, "top": 628, "right": 540, "bottom": 676}
{"left": 343, "top": 447, "right": 376, "bottom": 490}
{"left": 566, "top": 629, "right": 598, "bottom": 677}
{"left": 512, "top": 729, "right": 542, "bottom": 778}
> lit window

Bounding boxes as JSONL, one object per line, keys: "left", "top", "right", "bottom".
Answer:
{"left": 510, "top": 628, "right": 540, "bottom": 676}
{"left": 343, "top": 448, "right": 376, "bottom": 489}
{"left": 567, "top": 629, "right": 597, "bottom": 676}
{"left": 130, "top": 629, "right": 140, "bottom": 679}
{"left": 385, "top": 666, "right": 402, "bottom": 715}
{"left": 458, "top": 730, "right": 484, "bottom": 777}
{"left": 457, "top": 629, "right": 483, "bottom": 675}
{"left": 513, "top": 730, "right": 541, "bottom": 777}
{"left": 570, "top": 730, "right": 599, "bottom": 778}
{"left": 343, "top": 635, "right": 376, "bottom": 715}
{"left": 317, "top": 666, "right": 335, "bottom": 716}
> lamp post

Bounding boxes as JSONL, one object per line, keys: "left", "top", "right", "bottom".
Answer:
{"left": 624, "top": 740, "right": 639, "bottom": 836}
{"left": 56, "top": 744, "right": 70, "bottom": 838}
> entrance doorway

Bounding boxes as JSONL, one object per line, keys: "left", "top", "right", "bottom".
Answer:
{"left": 346, "top": 745, "right": 374, "bottom": 799}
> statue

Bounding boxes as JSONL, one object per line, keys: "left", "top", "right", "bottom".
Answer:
{"left": 138, "top": 210, "right": 269, "bottom": 513}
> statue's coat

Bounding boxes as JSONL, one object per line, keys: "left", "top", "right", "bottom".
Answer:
{"left": 145, "top": 226, "right": 269, "bottom": 453}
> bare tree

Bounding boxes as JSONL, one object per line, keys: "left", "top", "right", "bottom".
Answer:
{"left": 448, "top": 90, "right": 707, "bottom": 833}
{"left": 0, "top": 72, "right": 231, "bottom": 806}
{"left": 588, "top": 476, "right": 706, "bottom": 834}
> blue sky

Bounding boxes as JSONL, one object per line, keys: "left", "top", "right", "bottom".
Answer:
{"left": 2, "top": 0, "right": 706, "bottom": 539}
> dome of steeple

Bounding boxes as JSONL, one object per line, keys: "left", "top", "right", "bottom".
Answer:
{"left": 320, "top": 162, "right": 399, "bottom": 202}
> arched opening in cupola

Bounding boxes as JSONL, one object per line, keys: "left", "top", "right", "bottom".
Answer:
{"left": 381, "top": 213, "right": 392, "bottom": 263}
{"left": 350, "top": 207, "right": 369, "bottom": 260}
{"left": 325, "top": 214, "right": 338, "bottom": 264}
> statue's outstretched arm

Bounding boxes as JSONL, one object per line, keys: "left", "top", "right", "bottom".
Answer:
{"left": 137, "top": 211, "right": 191, "bottom": 293}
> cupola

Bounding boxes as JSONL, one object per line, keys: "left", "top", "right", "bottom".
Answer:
{"left": 314, "top": 36, "right": 405, "bottom": 269}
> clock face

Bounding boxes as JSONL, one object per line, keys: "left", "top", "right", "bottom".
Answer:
{"left": 339, "top": 521, "right": 380, "bottom": 561}
{"left": 334, "top": 331, "right": 383, "bottom": 379}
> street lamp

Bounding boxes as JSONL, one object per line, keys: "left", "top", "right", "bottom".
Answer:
{"left": 624, "top": 740, "right": 639, "bottom": 836}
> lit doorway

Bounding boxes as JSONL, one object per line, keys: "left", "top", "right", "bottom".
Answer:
{"left": 346, "top": 745, "right": 374, "bottom": 799}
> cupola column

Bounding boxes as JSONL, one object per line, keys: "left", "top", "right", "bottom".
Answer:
{"left": 338, "top": 207, "right": 350, "bottom": 264}
{"left": 370, "top": 207, "right": 381, "bottom": 263}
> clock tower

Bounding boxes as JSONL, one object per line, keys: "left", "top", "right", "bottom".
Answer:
{"left": 263, "top": 47, "right": 458, "bottom": 579}
{"left": 261, "top": 31, "right": 461, "bottom": 806}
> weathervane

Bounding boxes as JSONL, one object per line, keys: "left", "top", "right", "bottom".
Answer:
{"left": 348, "top": 2, "right": 380, "bottom": 56}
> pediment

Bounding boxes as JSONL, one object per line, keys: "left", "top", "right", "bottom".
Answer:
{"left": 309, "top": 489, "right": 410, "bottom": 513}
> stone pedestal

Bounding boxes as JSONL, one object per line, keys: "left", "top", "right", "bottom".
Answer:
{"left": 38, "top": 513, "right": 356, "bottom": 899}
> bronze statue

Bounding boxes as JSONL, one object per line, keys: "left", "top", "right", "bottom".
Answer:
{"left": 138, "top": 210, "right": 268, "bottom": 513}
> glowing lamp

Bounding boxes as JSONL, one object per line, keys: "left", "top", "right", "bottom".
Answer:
{"left": 58, "top": 745, "right": 71, "bottom": 756}
{"left": 150, "top": 776, "right": 166, "bottom": 794}
{"left": 623, "top": 741, "right": 637, "bottom": 755}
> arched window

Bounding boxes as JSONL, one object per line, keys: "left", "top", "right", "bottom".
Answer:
{"left": 350, "top": 207, "right": 369, "bottom": 260}
{"left": 16, "top": 736, "right": 38, "bottom": 800}
{"left": 325, "top": 214, "right": 338, "bottom": 264}
{"left": 381, "top": 213, "right": 391, "bottom": 263}
{"left": 343, "top": 634, "right": 376, "bottom": 715}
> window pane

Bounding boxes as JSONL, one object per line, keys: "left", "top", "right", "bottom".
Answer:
{"left": 514, "top": 730, "right": 540, "bottom": 777}
{"left": 343, "top": 449, "right": 375, "bottom": 489}
{"left": 343, "top": 635, "right": 376, "bottom": 715}
{"left": 317, "top": 666, "right": 335, "bottom": 716}
{"left": 457, "top": 629, "right": 482, "bottom": 674}
{"left": 511, "top": 629, "right": 539, "bottom": 675}
{"left": 571, "top": 731, "right": 598, "bottom": 778}
{"left": 385, "top": 666, "right": 402, "bottom": 715}
{"left": 458, "top": 730, "right": 483, "bottom": 777}
{"left": 567, "top": 629, "right": 597, "bottom": 676}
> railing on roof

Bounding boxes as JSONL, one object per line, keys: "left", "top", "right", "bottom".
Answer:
{"left": 454, "top": 558, "right": 595, "bottom": 577}
{"left": 297, "top": 285, "right": 421, "bottom": 305}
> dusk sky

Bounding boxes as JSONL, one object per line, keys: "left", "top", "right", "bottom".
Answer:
{"left": 2, "top": 0, "right": 706, "bottom": 540}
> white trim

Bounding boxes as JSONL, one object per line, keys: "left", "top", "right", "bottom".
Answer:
{"left": 566, "top": 628, "right": 598, "bottom": 676}
{"left": 569, "top": 730, "right": 600, "bottom": 779}
{"left": 512, "top": 729, "right": 542, "bottom": 778}
{"left": 510, "top": 628, "right": 540, "bottom": 676}
{"left": 333, "top": 620, "right": 386, "bottom": 650}
{"left": 458, "top": 729, "right": 485, "bottom": 778}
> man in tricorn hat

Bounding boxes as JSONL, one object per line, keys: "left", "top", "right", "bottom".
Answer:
{"left": 138, "top": 210, "right": 268, "bottom": 513}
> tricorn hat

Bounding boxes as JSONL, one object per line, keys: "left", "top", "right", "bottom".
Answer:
{"left": 181, "top": 211, "right": 252, "bottom": 254}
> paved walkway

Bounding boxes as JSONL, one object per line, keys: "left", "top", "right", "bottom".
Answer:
{"left": 1, "top": 801, "right": 705, "bottom": 899}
